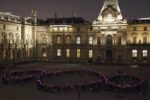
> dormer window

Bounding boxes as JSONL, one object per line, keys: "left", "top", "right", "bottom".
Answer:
{"left": 107, "top": 14, "right": 114, "bottom": 23}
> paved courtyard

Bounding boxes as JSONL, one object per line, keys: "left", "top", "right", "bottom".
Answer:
{"left": 0, "top": 63, "right": 150, "bottom": 100}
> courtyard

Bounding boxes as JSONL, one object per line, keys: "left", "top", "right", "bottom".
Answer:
{"left": 0, "top": 63, "right": 149, "bottom": 100}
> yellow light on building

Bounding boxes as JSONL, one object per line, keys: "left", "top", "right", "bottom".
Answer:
{"left": 66, "top": 49, "right": 70, "bottom": 58}
{"left": 43, "top": 52, "right": 47, "bottom": 58}
{"left": 77, "top": 49, "right": 80, "bottom": 58}
{"left": 89, "top": 50, "right": 93, "bottom": 58}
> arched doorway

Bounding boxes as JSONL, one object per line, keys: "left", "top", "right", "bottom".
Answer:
{"left": 41, "top": 48, "right": 47, "bottom": 58}
{"left": 106, "top": 49, "right": 113, "bottom": 62}
{"left": 106, "top": 35, "right": 113, "bottom": 46}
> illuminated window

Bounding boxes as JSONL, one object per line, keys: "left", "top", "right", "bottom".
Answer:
{"left": 77, "top": 49, "right": 80, "bottom": 58}
{"left": 132, "top": 50, "right": 137, "bottom": 58}
{"left": 89, "top": 50, "right": 93, "bottom": 58}
{"left": 53, "top": 27, "right": 58, "bottom": 31}
{"left": 89, "top": 36, "right": 93, "bottom": 45}
{"left": 106, "top": 14, "right": 114, "bottom": 23}
{"left": 143, "top": 37, "right": 147, "bottom": 44}
{"left": 56, "top": 36, "right": 61, "bottom": 44}
{"left": 57, "top": 49, "right": 61, "bottom": 57}
{"left": 143, "top": 50, "right": 148, "bottom": 57}
{"left": 133, "top": 37, "right": 137, "bottom": 44}
{"left": 59, "top": 27, "right": 63, "bottom": 31}
{"left": 66, "top": 36, "right": 71, "bottom": 44}
{"left": 66, "top": 49, "right": 70, "bottom": 58}
{"left": 43, "top": 52, "right": 47, "bottom": 58}
{"left": 77, "top": 37, "right": 80, "bottom": 44}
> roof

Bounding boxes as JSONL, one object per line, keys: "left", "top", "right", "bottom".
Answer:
{"left": 130, "top": 18, "right": 150, "bottom": 24}
{"left": 37, "top": 17, "right": 90, "bottom": 25}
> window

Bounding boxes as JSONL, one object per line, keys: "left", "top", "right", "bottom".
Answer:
{"left": 133, "top": 27, "right": 137, "bottom": 31}
{"left": 76, "top": 37, "right": 80, "bottom": 44}
{"left": 17, "top": 27, "right": 19, "bottom": 31}
{"left": 42, "top": 52, "right": 47, "bottom": 58}
{"left": 66, "top": 49, "right": 70, "bottom": 58}
{"left": 3, "top": 50, "right": 6, "bottom": 59}
{"left": 144, "top": 27, "right": 147, "bottom": 31}
{"left": 143, "top": 50, "right": 148, "bottom": 58}
{"left": 133, "top": 37, "right": 137, "bottom": 44}
{"left": 143, "top": 37, "right": 147, "bottom": 44}
{"left": 77, "top": 27, "right": 80, "bottom": 32}
{"left": 132, "top": 50, "right": 137, "bottom": 58}
{"left": 106, "top": 35, "right": 112, "bottom": 45}
{"left": 10, "top": 50, "right": 13, "bottom": 59}
{"left": 97, "top": 37, "right": 101, "bottom": 45}
{"left": 57, "top": 49, "right": 61, "bottom": 57}
{"left": 89, "top": 36, "right": 93, "bottom": 45}
{"left": 3, "top": 24, "right": 6, "bottom": 30}
{"left": 89, "top": 50, "right": 93, "bottom": 58}
{"left": 66, "top": 36, "right": 71, "bottom": 44}
{"left": 77, "top": 49, "right": 80, "bottom": 58}
{"left": 16, "top": 33, "right": 19, "bottom": 43}
{"left": 56, "top": 36, "right": 61, "bottom": 44}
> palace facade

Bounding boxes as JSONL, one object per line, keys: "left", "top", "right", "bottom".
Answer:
{"left": 0, "top": 0, "right": 150, "bottom": 65}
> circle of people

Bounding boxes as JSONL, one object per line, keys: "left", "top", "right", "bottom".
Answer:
{"left": 2, "top": 69, "right": 147, "bottom": 94}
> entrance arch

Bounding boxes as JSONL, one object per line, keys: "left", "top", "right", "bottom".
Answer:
{"left": 106, "top": 35, "right": 113, "bottom": 46}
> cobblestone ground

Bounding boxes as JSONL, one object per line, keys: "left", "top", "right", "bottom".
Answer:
{"left": 0, "top": 63, "right": 150, "bottom": 100}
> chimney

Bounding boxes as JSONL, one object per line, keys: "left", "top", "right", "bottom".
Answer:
{"left": 54, "top": 13, "right": 58, "bottom": 18}
{"left": 31, "top": 10, "right": 37, "bottom": 25}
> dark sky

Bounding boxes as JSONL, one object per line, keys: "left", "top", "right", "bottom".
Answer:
{"left": 0, "top": 0, "right": 150, "bottom": 21}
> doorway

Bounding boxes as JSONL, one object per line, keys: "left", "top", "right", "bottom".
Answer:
{"left": 106, "top": 49, "right": 113, "bottom": 62}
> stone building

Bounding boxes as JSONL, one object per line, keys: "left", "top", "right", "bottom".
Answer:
{"left": 0, "top": 0, "right": 150, "bottom": 65}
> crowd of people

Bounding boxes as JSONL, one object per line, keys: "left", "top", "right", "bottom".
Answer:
{"left": 2, "top": 69, "right": 44, "bottom": 84}
{"left": 37, "top": 70, "right": 105, "bottom": 93}
{"left": 1, "top": 69, "right": 147, "bottom": 94}
{"left": 105, "top": 73, "right": 147, "bottom": 93}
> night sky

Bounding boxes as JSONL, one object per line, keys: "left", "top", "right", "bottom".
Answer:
{"left": 0, "top": 0, "right": 150, "bottom": 22}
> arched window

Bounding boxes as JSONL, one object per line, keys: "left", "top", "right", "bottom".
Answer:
{"left": 16, "top": 33, "right": 19, "bottom": 43}
{"left": 65, "top": 36, "right": 71, "bottom": 44}
{"left": 40, "top": 33, "right": 47, "bottom": 44}
{"left": 9, "top": 33, "right": 13, "bottom": 44}
{"left": 56, "top": 35, "right": 61, "bottom": 44}
{"left": 10, "top": 49, "right": 13, "bottom": 59}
